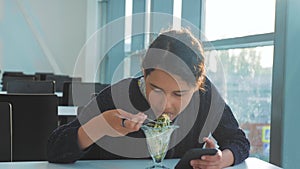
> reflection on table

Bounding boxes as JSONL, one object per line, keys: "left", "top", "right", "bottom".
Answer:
{"left": 0, "top": 157, "right": 282, "bottom": 169}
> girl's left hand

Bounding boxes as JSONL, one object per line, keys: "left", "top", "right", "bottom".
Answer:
{"left": 190, "top": 137, "right": 223, "bottom": 169}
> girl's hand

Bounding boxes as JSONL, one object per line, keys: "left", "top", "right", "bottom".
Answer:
{"left": 102, "top": 109, "right": 147, "bottom": 137}
{"left": 190, "top": 137, "right": 223, "bottom": 169}
{"left": 78, "top": 109, "right": 147, "bottom": 149}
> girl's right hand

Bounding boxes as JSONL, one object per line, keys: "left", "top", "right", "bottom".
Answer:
{"left": 78, "top": 109, "right": 147, "bottom": 149}
{"left": 101, "top": 109, "right": 147, "bottom": 137}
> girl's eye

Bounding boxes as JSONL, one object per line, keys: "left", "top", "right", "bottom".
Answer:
{"left": 174, "top": 92, "right": 183, "bottom": 97}
{"left": 153, "top": 88, "right": 162, "bottom": 92}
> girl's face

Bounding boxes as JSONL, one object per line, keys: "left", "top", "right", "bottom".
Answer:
{"left": 144, "top": 69, "right": 198, "bottom": 120}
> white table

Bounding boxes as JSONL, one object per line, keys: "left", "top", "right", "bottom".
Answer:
{"left": 0, "top": 91, "right": 62, "bottom": 97}
{"left": 0, "top": 158, "right": 282, "bottom": 169}
{"left": 0, "top": 91, "right": 7, "bottom": 94}
{"left": 58, "top": 106, "right": 78, "bottom": 116}
{"left": 225, "top": 157, "right": 281, "bottom": 169}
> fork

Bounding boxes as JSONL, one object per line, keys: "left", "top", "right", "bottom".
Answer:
{"left": 202, "top": 132, "right": 212, "bottom": 148}
{"left": 144, "top": 117, "right": 165, "bottom": 125}
{"left": 115, "top": 114, "right": 164, "bottom": 125}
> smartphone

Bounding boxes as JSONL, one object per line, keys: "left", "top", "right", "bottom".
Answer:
{"left": 175, "top": 148, "right": 218, "bottom": 169}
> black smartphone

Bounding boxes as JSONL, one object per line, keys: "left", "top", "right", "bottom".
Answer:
{"left": 175, "top": 148, "right": 218, "bottom": 169}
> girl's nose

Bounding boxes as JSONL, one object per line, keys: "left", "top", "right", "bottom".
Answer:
{"left": 163, "top": 95, "right": 174, "bottom": 113}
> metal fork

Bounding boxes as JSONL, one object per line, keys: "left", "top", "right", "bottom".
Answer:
{"left": 115, "top": 114, "right": 164, "bottom": 124}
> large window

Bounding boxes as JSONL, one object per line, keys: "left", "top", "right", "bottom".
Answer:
{"left": 203, "top": 0, "right": 276, "bottom": 161}
{"left": 204, "top": 0, "right": 276, "bottom": 41}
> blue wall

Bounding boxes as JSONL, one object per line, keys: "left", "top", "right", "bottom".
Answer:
{"left": 0, "top": 0, "right": 51, "bottom": 73}
{"left": 0, "top": 0, "right": 87, "bottom": 76}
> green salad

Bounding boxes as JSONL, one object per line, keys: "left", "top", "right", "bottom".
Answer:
{"left": 147, "top": 113, "right": 172, "bottom": 129}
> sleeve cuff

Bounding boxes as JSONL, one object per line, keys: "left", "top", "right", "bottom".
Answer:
{"left": 219, "top": 145, "right": 242, "bottom": 166}
{"left": 48, "top": 125, "right": 89, "bottom": 163}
